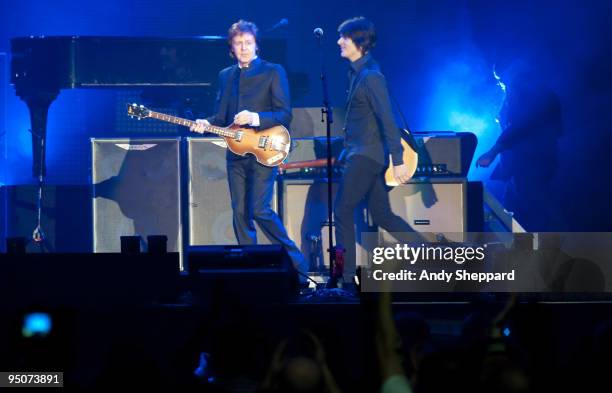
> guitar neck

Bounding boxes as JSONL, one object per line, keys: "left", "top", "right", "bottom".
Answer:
{"left": 147, "top": 111, "right": 236, "bottom": 137}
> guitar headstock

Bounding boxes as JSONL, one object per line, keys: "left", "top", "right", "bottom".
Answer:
{"left": 127, "top": 103, "right": 151, "bottom": 120}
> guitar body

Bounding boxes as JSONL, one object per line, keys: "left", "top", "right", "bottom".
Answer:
{"left": 224, "top": 124, "right": 291, "bottom": 167}
{"left": 384, "top": 137, "right": 419, "bottom": 187}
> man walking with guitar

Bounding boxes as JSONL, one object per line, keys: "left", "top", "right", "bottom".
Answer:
{"left": 334, "top": 17, "right": 417, "bottom": 288}
{"left": 190, "top": 20, "right": 308, "bottom": 285}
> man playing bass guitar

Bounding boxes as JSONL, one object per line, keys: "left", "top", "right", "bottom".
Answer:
{"left": 191, "top": 20, "right": 308, "bottom": 285}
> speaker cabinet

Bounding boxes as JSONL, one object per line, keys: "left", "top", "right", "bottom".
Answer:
{"left": 282, "top": 179, "right": 337, "bottom": 272}
{"left": 281, "top": 179, "right": 370, "bottom": 271}
{"left": 92, "top": 138, "right": 182, "bottom": 256}
{"left": 187, "top": 137, "right": 276, "bottom": 245}
{"left": 382, "top": 179, "right": 483, "bottom": 242}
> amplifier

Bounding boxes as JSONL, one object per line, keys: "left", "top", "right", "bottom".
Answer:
{"left": 281, "top": 179, "right": 370, "bottom": 271}
{"left": 187, "top": 137, "right": 277, "bottom": 245}
{"left": 410, "top": 132, "right": 477, "bottom": 177}
{"left": 91, "top": 138, "right": 182, "bottom": 259}
{"left": 381, "top": 179, "right": 484, "bottom": 243}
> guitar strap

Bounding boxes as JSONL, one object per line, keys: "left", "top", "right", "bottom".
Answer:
{"left": 343, "top": 68, "right": 418, "bottom": 154}
{"left": 388, "top": 91, "right": 419, "bottom": 152}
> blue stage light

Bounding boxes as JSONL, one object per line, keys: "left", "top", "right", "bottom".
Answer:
{"left": 22, "top": 312, "right": 52, "bottom": 338}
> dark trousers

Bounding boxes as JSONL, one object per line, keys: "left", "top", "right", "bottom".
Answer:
{"left": 334, "top": 155, "right": 415, "bottom": 281}
{"left": 227, "top": 157, "right": 307, "bottom": 279}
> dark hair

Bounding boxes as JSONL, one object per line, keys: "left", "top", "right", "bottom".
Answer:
{"left": 338, "top": 17, "right": 376, "bottom": 54}
{"left": 227, "top": 19, "right": 259, "bottom": 58}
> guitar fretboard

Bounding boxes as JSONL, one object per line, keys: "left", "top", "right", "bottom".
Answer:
{"left": 148, "top": 111, "right": 237, "bottom": 138}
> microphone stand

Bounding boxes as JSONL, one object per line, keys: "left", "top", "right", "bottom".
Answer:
{"left": 315, "top": 33, "right": 338, "bottom": 288}
{"left": 30, "top": 128, "right": 50, "bottom": 253}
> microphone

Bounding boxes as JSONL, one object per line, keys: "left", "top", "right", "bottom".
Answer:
{"left": 313, "top": 27, "right": 324, "bottom": 39}
{"left": 268, "top": 18, "right": 289, "bottom": 31}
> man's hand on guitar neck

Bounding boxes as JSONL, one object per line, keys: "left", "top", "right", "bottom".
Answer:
{"left": 190, "top": 119, "right": 210, "bottom": 133}
{"left": 393, "top": 163, "right": 412, "bottom": 184}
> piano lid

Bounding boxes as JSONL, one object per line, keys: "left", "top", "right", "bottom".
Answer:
{"left": 10, "top": 36, "right": 287, "bottom": 89}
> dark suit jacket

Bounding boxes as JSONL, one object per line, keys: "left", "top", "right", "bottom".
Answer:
{"left": 343, "top": 53, "right": 404, "bottom": 166}
{"left": 206, "top": 57, "right": 292, "bottom": 130}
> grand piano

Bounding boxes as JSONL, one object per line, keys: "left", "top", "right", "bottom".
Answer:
{"left": 10, "top": 36, "right": 288, "bottom": 178}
